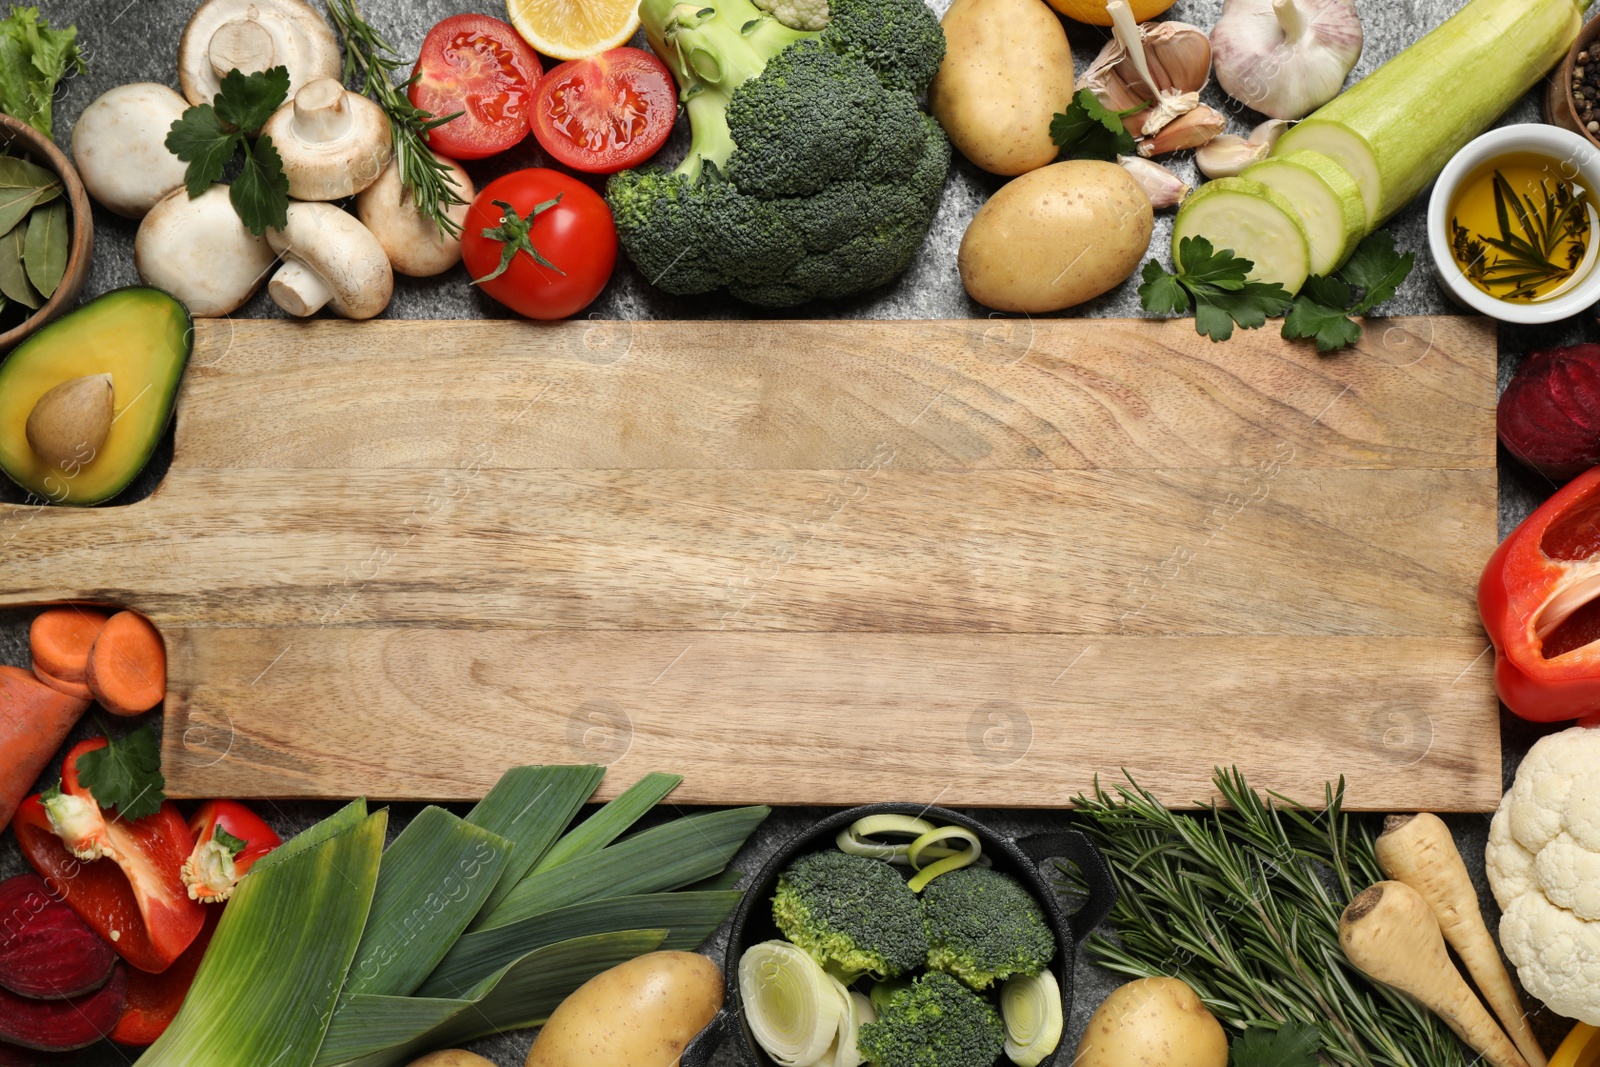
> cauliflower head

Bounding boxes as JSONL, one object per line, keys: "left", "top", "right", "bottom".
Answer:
{"left": 1485, "top": 726, "right": 1600, "bottom": 1023}
{"left": 753, "top": 0, "right": 830, "bottom": 31}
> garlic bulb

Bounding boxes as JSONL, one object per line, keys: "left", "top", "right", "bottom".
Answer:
{"left": 1137, "top": 105, "right": 1226, "bottom": 157}
{"left": 1194, "top": 119, "right": 1289, "bottom": 177}
{"left": 1079, "top": 0, "right": 1211, "bottom": 138}
{"left": 1118, "top": 156, "right": 1190, "bottom": 209}
{"left": 1211, "top": 0, "right": 1363, "bottom": 120}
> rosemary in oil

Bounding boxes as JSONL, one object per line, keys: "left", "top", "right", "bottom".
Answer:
{"left": 1448, "top": 153, "right": 1594, "bottom": 302}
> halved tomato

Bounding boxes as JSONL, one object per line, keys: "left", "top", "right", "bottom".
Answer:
{"left": 409, "top": 14, "right": 542, "bottom": 161}
{"left": 530, "top": 48, "right": 678, "bottom": 174}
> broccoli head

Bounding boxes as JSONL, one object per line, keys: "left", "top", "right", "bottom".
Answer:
{"left": 856, "top": 971, "right": 1006, "bottom": 1067}
{"left": 607, "top": 0, "right": 949, "bottom": 307}
{"left": 772, "top": 850, "right": 928, "bottom": 979}
{"left": 921, "top": 868, "right": 1057, "bottom": 991}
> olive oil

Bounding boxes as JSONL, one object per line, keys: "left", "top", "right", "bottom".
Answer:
{"left": 1448, "top": 152, "right": 1596, "bottom": 302}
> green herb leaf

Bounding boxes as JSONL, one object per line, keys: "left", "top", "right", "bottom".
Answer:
{"left": 1281, "top": 231, "right": 1416, "bottom": 352}
{"left": 1282, "top": 292, "right": 1364, "bottom": 353}
{"left": 1338, "top": 231, "right": 1416, "bottom": 314}
{"left": 23, "top": 198, "right": 66, "bottom": 298}
{"left": 1140, "top": 237, "right": 1293, "bottom": 343}
{"left": 231, "top": 134, "right": 290, "bottom": 235}
{"left": 1138, "top": 259, "right": 1190, "bottom": 316}
{"left": 213, "top": 65, "right": 291, "bottom": 132}
{"left": 1050, "top": 88, "right": 1140, "bottom": 161}
{"left": 0, "top": 7, "right": 85, "bottom": 137}
{"left": 76, "top": 724, "right": 167, "bottom": 822}
{"left": 214, "top": 824, "right": 249, "bottom": 858}
{"left": 166, "top": 104, "right": 242, "bottom": 197}
{"left": 0, "top": 155, "right": 58, "bottom": 236}
{"left": 0, "top": 223, "right": 40, "bottom": 309}
{"left": 1231, "top": 1024, "right": 1323, "bottom": 1067}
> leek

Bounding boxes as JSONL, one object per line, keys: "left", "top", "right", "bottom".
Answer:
{"left": 906, "top": 825, "right": 981, "bottom": 892}
{"left": 741, "top": 940, "right": 844, "bottom": 1067}
{"left": 1001, "top": 970, "right": 1064, "bottom": 1067}
{"left": 464, "top": 764, "right": 605, "bottom": 921}
{"left": 529, "top": 770, "right": 683, "bottom": 874}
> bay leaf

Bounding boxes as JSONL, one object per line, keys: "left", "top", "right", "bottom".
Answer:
{"left": 24, "top": 199, "right": 66, "bottom": 298}
{"left": 0, "top": 155, "right": 58, "bottom": 193}
{"left": 0, "top": 224, "right": 40, "bottom": 309}
{"left": 0, "top": 183, "right": 41, "bottom": 238}
{"left": 30, "top": 178, "right": 62, "bottom": 207}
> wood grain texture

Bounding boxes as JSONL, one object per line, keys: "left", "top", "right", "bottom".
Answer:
{"left": 0, "top": 317, "right": 1500, "bottom": 808}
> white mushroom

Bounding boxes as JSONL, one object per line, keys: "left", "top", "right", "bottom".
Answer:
{"left": 260, "top": 78, "right": 393, "bottom": 201}
{"left": 71, "top": 84, "right": 192, "bottom": 218}
{"left": 355, "top": 151, "right": 474, "bottom": 277}
{"left": 266, "top": 201, "right": 393, "bottom": 319}
{"left": 178, "top": 0, "right": 342, "bottom": 108}
{"left": 135, "top": 185, "right": 277, "bottom": 317}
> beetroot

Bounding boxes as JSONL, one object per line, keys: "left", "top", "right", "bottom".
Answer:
{"left": 0, "top": 874, "right": 116, "bottom": 999}
{"left": 0, "top": 962, "right": 125, "bottom": 1051}
{"left": 1499, "top": 344, "right": 1600, "bottom": 481}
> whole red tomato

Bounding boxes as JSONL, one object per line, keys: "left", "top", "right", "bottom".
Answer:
{"left": 531, "top": 48, "right": 678, "bottom": 174}
{"left": 410, "top": 14, "right": 541, "bottom": 160}
{"left": 462, "top": 169, "right": 618, "bottom": 321}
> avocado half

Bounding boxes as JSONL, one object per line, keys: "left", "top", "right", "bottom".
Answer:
{"left": 0, "top": 287, "right": 192, "bottom": 506}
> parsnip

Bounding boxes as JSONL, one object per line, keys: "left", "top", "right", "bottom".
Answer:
{"left": 1377, "top": 815, "right": 1547, "bottom": 1067}
{"left": 1340, "top": 882, "right": 1531, "bottom": 1067}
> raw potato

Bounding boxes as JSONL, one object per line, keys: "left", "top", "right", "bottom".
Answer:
{"left": 407, "top": 1053, "right": 496, "bottom": 1067}
{"left": 959, "top": 160, "right": 1153, "bottom": 312}
{"left": 931, "top": 0, "right": 1075, "bottom": 176}
{"left": 1075, "top": 977, "right": 1229, "bottom": 1067}
{"left": 525, "top": 951, "right": 723, "bottom": 1067}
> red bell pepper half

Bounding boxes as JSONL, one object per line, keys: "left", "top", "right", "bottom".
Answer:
{"left": 181, "top": 800, "right": 281, "bottom": 903}
{"left": 110, "top": 905, "right": 220, "bottom": 1046}
{"left": 13, "top": 739, "right": 204, "bottom": 973}
{"left": 1481, "top": 465, "right": 1600, "bottom": 723}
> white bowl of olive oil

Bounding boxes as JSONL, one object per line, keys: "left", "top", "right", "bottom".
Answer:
{"left": 1429, "top": 124, "right": 1600, "bottom": 325}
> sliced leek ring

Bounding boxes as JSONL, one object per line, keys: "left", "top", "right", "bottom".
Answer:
{"left": 1001, "top": 969, "right": 1064, "bottom": 1067}
{"left": 906, "top": 825, "right": 981, "bottom": 892}
{"left": 837, "top": 815, "right": 939, "bottom": 863}
{"left": 740, "top": 940, "right": 843, "bottom": 1067}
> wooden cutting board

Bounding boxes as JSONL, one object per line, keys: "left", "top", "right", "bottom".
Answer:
{"left": 0, "top": 317, "right": 1501, "bottom": 810}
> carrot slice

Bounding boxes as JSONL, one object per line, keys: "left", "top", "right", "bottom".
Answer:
{"left": 86, "top": 612, "right": 166, "bottom": 717}
{"left": 32, "top": 663, "right": 93, "bottom": 701}
{"left": 29, "top": 608, "right": 111, "bottom": 685}
{"left": 0, "top": 666, "right": 90, "bottom": 832}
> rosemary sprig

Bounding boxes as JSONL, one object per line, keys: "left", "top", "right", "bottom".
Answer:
{"left": 1452, "top": 170, "right": 1590, "bottom": 299}
{"left": 326, "top": 0, "right": 469, "bottom": 237}
{"left": 1063, "top": 769, "right": 1471, "bottom": 1067}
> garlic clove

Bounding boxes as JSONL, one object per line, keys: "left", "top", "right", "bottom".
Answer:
{"left": 1249, "top": 118, "right": 1290, "bottom": 148}
{"left": 1210, "top": 0, "right": 1363, "bottom": 120}
{"left": 1080, "top": 3, "right": 1214, "bottom": 136}
{"left": 1143, "top": 90, "right": 1201, "bottom": 138}
{"left": 1137, "top": 105, "right": 1226, "bottom": 157}
{"left": 1194, "top": 118, "right": 1291, "bottom": 177}
{"left": 1119, "top": 155, "right": 1191, "bottom": 209}
{"left": 1141, "top": 22, "right": 1213, "bottom": 97}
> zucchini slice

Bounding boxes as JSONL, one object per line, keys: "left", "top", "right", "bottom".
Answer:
{"left": 1172, "top": 177, "right": 1311, "bottom": 294}
{"left": 1244, "top": 151, "right": 1366, "bottom": 276}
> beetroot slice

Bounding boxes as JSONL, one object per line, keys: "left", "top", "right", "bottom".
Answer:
{"left": 0, "top": 962, "right": 125, "bottom": 1051}
{"left": 0, "top": 874, "right": 116, "bottom": 999}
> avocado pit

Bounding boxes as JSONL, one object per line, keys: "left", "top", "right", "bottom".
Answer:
{"left": 26, "top": 373, "right": 113, "bottom": 469}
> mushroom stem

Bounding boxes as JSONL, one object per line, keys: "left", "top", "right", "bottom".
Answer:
{"left": 269, "top": 260, "right": 334, "bottom": 317}
{"left": 1273, "top": 0, "right": 1306, "bottom": 43}
{"left": 291, "top": 78, "right": 352, "bottom": 143}
{"left": 209, "top": 16, "right": 276, "bottom": 78}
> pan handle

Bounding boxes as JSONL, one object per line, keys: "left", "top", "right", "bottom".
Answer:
{"left": 681, "top": 1009, "right": 735, "bottom": 1067}
{"left": 1017, "top": 828, "right": 1118, "bottom": 942}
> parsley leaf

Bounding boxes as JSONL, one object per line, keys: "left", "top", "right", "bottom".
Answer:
{"left": 1139, "top": 236, "right": 1294, "bottom": 343}
{"left": 164, "top": 66, "right": 290, "bottom": 235}
{"left": 75, "top": 724, "right": 166, "bottom": 823}
{"left": 1280, "top": 230, "right": 1416, "bottom": 352}
{"left": 1231, "top": 1024, "right": 1322, "bottom": 1067}
{"left": 1051, "top": 89, "right": 1142, "bottom": 161}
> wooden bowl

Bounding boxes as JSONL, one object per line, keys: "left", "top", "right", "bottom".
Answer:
{"left": 0, "top": 113, "right": 94, "bottom": 353}
{"left": 1544, "top": 15, "right": 1600, "bottom": 146}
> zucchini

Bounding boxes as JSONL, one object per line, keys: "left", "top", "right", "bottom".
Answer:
{"left": 1171, "top": 177, "right": 1311, "bottom": 293}
{"left": 1274, "top": 0, "right": 1585, "bottom": 226}
{"left": 1243, "top": 151, "right": 1367, "bottom": 275}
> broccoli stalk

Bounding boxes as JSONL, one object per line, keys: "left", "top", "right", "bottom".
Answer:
{"left": 641, "top": 0, "right": 815, "bottom": 182}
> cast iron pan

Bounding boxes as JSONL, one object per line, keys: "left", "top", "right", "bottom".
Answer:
{"left": 681, "top": 802, "right": 1118, "bottom": 1067}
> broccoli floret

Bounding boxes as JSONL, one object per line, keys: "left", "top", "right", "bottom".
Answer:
{"left": 772, "top": 850, "right": 928, "bottom": 979}
{"left": 610, "top": 0, "right": 949, "bottom": 307}
{"left": 921, "top": 868, "right": 1057, "bottom": 991}
{"left": 856, "top": 971, "right": 1006, "bottom": 1067}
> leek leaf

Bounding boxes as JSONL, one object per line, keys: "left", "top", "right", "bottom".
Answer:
{"left": 465, "top": 764, "right": 604, "bottom": 922}
{"left": 256, "top": 797, "right": 368, "bottom": 872}
{"left": 137, "top": 810, "right": 387, "bottom": 1067}
{"left": 343, "top": 806, "right": 511, "bottom": 998}
{"left": 529, "top": 771, "right": 682, "bottom": 875}
{"left": 480, "top": 806, "right": 768, "bottom": 930}
{"left": 418, "top": 890, "right": 740, "bottom": 1000}
{"left": 317, "top": 930, "right": 669, "bottom": 1067}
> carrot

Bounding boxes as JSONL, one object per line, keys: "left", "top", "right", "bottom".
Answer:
{"left": 86, "top": 611, "right": 166, "bottom": 717}
{"left": 32, "top": 662, "right": 93, "bottom": 701}
{"left": 1340, "top": 881, "right": 1531, "bottom": 1067}
{"left": 0, "top": 665, "right": 90, "bottom": 832}
{"left": 1377, "top": 814, "right": 1548, "bottom": 1067}
{"left": 29, "top": 607, "right": 110, "bottom": 683}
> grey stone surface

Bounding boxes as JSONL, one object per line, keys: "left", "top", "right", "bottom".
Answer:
{"left": 0, "top": 0, "right": 1592, "bottom": 1063}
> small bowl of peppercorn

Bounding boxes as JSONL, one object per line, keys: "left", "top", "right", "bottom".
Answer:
{"left": 1545, "top": 16, "right": 1600, "bottom": 145}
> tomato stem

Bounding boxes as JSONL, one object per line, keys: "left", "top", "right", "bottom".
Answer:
{"left": 470, "top": 196, "right": 568, "bottom": 285}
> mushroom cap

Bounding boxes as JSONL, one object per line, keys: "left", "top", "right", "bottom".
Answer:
{"left": 135, "top": 185, "right": 278, "bottom": 317}
{"left": 267, "top": 201, "right": 393, "bottom": 319}
{"left": 355, "top": 151, "right": 474, "bottom": 277}
{"left": 178, "top": 0, "right": 342, "bottom": 107}
{"left": 260, "top": 79, "right": 394, "bottom": 201}
{"left": 71, "top": 83, "right": 191, "bottom": 218}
